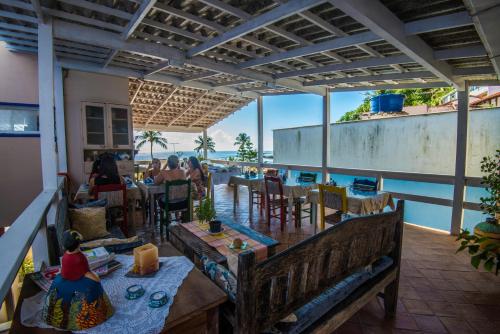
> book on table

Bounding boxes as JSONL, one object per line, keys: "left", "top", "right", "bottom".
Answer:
{"left": 31, "top": 247, "right": 121, "bottom": 292}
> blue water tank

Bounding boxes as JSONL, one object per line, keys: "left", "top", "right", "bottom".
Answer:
{"left": 379, "top": 93, "right": 405, "bottom": 112}
{"left": 370, "top": 96, "right": 380, "bottom": 113}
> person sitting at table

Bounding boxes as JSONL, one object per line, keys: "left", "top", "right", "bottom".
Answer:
{"left": 154, "top": 155, "right": 186, "bottom": 184}
{"left": 88, "top": 157, "right": 101, "bottom": 183}
{"left": 186, "top": 156, "right": 206, "bottom": 200}
{"left": 88, "top": 153, "right": 124, "bottom": 197}
{"left": 145, "top": 158, "right": 161, "bottom": 179}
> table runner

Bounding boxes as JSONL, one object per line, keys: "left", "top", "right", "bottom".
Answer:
{"left": 21, "top": 255, "right": 193, "bottom": 334}
{"left": 180, "top": 221, "right": 269, "bottom": 275}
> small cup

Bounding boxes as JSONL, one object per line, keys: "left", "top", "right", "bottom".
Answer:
{"left": 149, "top": 291, "right": 168, "bottom": 308}
{"left": 209, "top": 220, "right": 222, "bottom": 233}
{"left": 126, "top": 284, "right": 145, "bottom": 300}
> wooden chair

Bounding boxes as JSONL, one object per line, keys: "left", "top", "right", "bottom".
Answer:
{"left": 264, "top": 176, "right": 301, "bottom": 230}
{"left": 159, "top": 179, "right": 192, "bottom": 239}
{"left": 318, "top": 184, "right": 348, "bottom": 230}
{"left": 94, "top": 183, "right": 128, "bottom": 237}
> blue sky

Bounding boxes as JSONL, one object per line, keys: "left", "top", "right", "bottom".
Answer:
{"left": 139, "top": 91, "right": 368, "bottom": 153}
{"left": 208, "top": 91, "right": 368, "bottom": 151}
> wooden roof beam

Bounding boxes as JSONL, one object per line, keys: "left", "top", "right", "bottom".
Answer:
{"left": 144, "top": 87, "right": 178, "bottom": 127}
{"left": 188, "top": 96, "right": 233, "bottom": 127}
{"left": 328, "top": 0, "right": 457, "bottom": 86}
{"left": 167, "top": 91, "right": 209, "bottom": 127}
{"left": 304, "top": 71, "right": 436, "bottom": 86}
{"left": 187, "top": 0, "right": 326, "bottom": 57}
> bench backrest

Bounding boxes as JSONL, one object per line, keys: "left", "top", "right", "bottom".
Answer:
{"left": 236, "top": 200, "right": 404, "bottom": 333}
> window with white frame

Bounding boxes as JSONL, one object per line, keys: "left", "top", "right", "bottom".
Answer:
{"left": 0, "top": 103, "right": 39, "bottom": 133}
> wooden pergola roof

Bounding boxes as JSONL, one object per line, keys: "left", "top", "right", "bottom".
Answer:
{"left": 0, "top": 0, "right": 498, "bottom": 130}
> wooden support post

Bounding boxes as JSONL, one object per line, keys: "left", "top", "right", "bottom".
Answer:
{"left": 54, "top": 63, "right": 67, "bottom": 173}
{"left": 322, "top": 90, "right": 331, "bottom": 183}
{"left": 257, "top": 96, "right": 263, "bottom": 173}
{"left": 203, "top": 129, "right": 208, "bottom": 160}
{"left": 451, "top": 82, "right": 469, "bottom": 235}
{"left": 33, "top": 17, "right": 56, "bottom": 269}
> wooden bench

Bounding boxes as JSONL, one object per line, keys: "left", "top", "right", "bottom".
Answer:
{"left": 225, "top": 200, "right": 405, "bottom": 333}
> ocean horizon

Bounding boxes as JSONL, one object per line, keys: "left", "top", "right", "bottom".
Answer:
{"left": 135, "top": 150, "right": 273, "bottom": 161}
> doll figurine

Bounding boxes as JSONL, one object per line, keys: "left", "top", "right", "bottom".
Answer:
{"left": 42, "top": 230, "right": 114, "bottom": 330}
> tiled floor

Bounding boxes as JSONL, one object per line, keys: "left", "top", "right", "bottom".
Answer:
{"left": 135, "top": 185, "right": 500, "bottom": 334}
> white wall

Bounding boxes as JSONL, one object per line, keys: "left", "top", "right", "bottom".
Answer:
{"left": 0, "top": 46, "right": 42, "bottom": 227}
{"left": 273, "top": 109, "right": 500, "bottom": 177}
{"left": 64, "top": 70, "right": 130, "bottom": 191}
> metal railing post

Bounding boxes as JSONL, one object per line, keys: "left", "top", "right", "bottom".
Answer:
{"left": 257, "top": 96, "right": 264, "bottom": 173}
{"left": 322, "top": 90, "right": 331, "bottom": 183}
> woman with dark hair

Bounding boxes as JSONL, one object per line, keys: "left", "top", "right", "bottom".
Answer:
{"left": 88, "top": 153, "right": 123, "bottom": 196}
{"left": 89, "top": 158, "right": 101, "bottom": 183}
{"left": 186, "top": 156, "right": 206, "bottom": 199}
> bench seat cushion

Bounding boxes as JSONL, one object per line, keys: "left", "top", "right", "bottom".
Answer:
{"left": 276, "top": 256, "right": 394, "bottom": 334}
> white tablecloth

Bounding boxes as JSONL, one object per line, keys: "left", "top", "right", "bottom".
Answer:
{"left": 21, "top": 255, "right": 194, "bottom": 334}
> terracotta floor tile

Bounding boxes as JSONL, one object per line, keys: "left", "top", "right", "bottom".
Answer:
{"left": 333, "top": 322, "right": 364, "bottom": 334}
{"left": 438, "top": 316, "right": 476, "bottom": 334}
{"left": 402, "top": 300, "right": 433, "bottom": 315}
{"left": 134, "top": 185, "right": 500, "bottom": 332}
{"left": 412, "top": 315, "right": 447, "bottom": 333}
{"left": 392, "top": 313, "right": 420, "bottom": 330}
{"left": 426, "top": 301, "right": 457, "bottom": 317}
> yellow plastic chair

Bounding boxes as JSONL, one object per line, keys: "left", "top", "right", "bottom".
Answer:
{"left": 318, "top": 184, "right": 347, "bottom": 230}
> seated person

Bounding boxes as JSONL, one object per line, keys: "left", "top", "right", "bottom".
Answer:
{"left": 154, "top": 155, "right": 186, "bottom": 184}
{"left": 43, "top": 230, "right": 113, "bottom": 330}
{"left": 186, "top": 156, "right": 206, "bottom": 200}
{"left": 144, "top": 158, "right": 161, "bottom": 179}
{"left": 88, "top": 153, "right": 124, "bottom": 198}
{"left": 88, "top": 157, "right": 101, "bottom": 183}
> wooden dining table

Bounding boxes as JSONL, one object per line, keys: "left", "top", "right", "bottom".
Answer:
{"left": 308, "top": 187, "right": 395, "bottom": 226}
{"left": 10, "top": 242, "right": 227, "bottom": 334}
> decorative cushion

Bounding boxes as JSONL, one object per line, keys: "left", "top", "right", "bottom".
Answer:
{"left": 70, "top": 199, "right": 107, "bottom": 209}
{"left": 69, "top": 207, "right": 109, "bottom": 241}
{"left": 201, "top": 256, "right": 237, "bottom": 302}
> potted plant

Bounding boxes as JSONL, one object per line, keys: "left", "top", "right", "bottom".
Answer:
{"left": 457, "top": 149, "right": 500, "bottom": 274}
{"left": 195, "top": 198, "right": 221, "bottom": 233}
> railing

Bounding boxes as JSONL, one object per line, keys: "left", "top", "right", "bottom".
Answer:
{"left": 0, "top": 177, "right": 65, "bottom": 325}
{"left": 208, "top": 158, "right": 485, "bottom": 214}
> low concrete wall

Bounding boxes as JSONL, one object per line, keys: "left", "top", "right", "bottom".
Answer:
{"left": 273, "top": 108, "right": 500, "bottom": 177}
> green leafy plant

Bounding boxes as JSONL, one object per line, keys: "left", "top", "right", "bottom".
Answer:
{"left": 456, "top": 229, "right": 499, "bottom": 274}
{"left": 479, "top": 149, "right": 500, "bottom": 218}
{"left": 195, "top": 198, "right": 216, "bottom": 223}
{"left": 134, "top": 131, "right": 168, "bottom": 160}
{"left": 194, "top": 135, "right": 216, "bottom": 154}
{"left": 234, "top": 133, "right": 257, "bottom": 162}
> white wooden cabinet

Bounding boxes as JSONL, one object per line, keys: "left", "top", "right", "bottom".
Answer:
{"left": 82, "top": 102, "right": 132, "bottom": 149}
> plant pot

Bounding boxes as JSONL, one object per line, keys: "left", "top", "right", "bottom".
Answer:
{"left": 474, "top": 218, "right": 500, "bottom": 251}
{"left": 209, "top": 220, "right": 222, "bottom": 233}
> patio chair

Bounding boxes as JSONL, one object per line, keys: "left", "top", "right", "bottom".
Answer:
{"left": 318, "top": 184, "right": 348, "bottom": 230}
{"left": 250, "top": 169, "right": 278, "bottom": 215}
{"left": 297, "top": 172, "right": 317, "bottom": 183}
{"left": 94, "top": 184, "right": 128, "bottom": 237}
{"left": 353, "top": 178, "right": 378, "bottom": 191}
{"left": 159, "top": 179, "right": 192, "bottom": 239}
{"left": 264, "top": 176, "right": 301, "bottom": 230}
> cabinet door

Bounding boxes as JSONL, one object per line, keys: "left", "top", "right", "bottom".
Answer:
{"left": 108, "top": 104, "right": 132, "bottom": 148}
{"left": 82, "top": 103, "right": 107, "bottom": 148}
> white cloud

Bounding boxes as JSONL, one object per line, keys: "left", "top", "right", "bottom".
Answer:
{"left": 209, "top": 129, "right": 235, "bottom": 150}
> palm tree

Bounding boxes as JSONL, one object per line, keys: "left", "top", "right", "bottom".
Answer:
{"left": 135, "top": 131, "right": 168, "bottom": 160}
{"left": 234, "top": 133, "right": 256, "bottom": 161}
{"left": 194, "top": 135, "right": 216, "bottom": 154}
